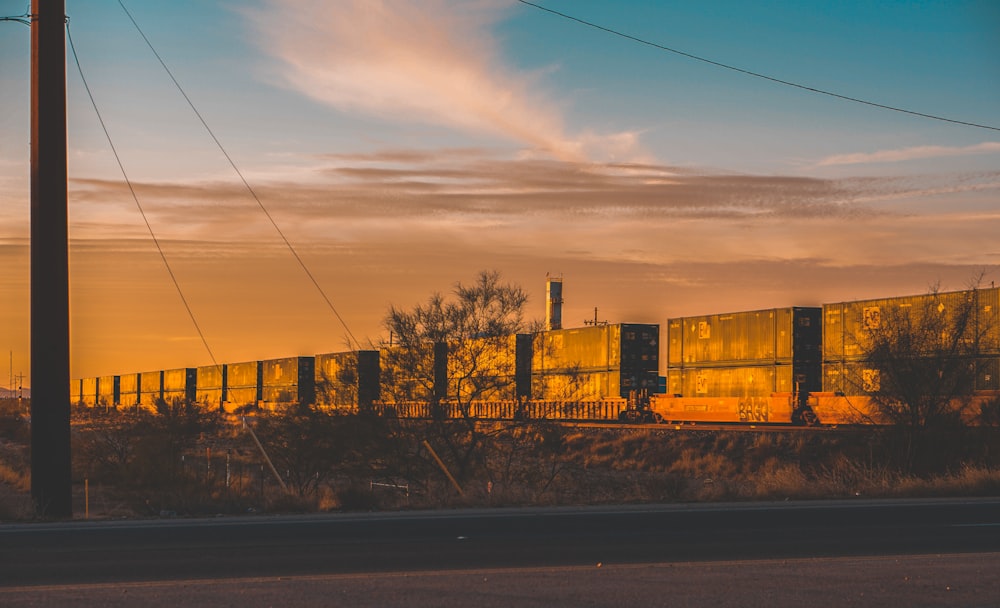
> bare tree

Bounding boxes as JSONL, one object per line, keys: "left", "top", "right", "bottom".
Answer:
{"left": 379, "top": 270, "right": 529, "bottom": 482}
{"left": 858, "top": 283, "right": 985, "bottom": 429}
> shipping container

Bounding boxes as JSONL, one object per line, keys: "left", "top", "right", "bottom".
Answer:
{"left": 97, "top": 375, "right": 117, "bottom": 408}
{"left": 70, "top": 378, "right": 82, "bottom": 406}
{"left": 530, "top": 323, "right": 658, "bottom": 401}
{"left": 668, "top": 307, "right": 820, "bottom": 367}
{"left": 81, "top": 377, "right": 97, "bottom": 407}
{"left": 978, "top": 357, "right": 1000, "bottom": 391}
{"left": 260, "top": 356, "right": 315, "bottom": 406}
{"left": 162, "top": 367, "right": 197, "bottom": 405}
{"left": 379, "top": 344, "right": 437, "bottom": 404}
{"left": 225, "top": 361, "right": 261, "bottom": 407}
{"left": 823, "top": 361, "right": 887, "bottom": 396}
{"left": 118, "top": 373, "right": 139, "bottom": 409}
{"left": 196, "top": 365, "right": 225, "bottom": 407}
{"left": 138, "top": 371, "right": 163, "bottom": 410}
{"left": 667, "top": 365, "right": 805, "bottom": 399}
{"left": 447, "top": 334, "right": 520, "bottom": 402}
{"left": 315, "top": 350, "right": 380, "bottom": 409}
{"left": 531, "top": 369, "right": 622, "bottom": 402}
{"left": 824, "top": 287, "right": 998, "bottom": 362}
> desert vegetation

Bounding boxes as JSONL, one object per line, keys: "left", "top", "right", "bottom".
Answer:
{"left": 2, "top": 396, "right": 1000, "bottom": 520}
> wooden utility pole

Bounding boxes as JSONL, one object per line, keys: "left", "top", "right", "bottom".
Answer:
{"left": 30, "top": 0, "right": 72, "bottom": 518}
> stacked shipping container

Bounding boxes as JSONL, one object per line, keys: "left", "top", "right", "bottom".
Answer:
{"left": 666, "top": 307, "right": 822, "bottom": 398}
{"left": 822, "top": 286, "right": 1000, "bottom": 395}
{"left": 530, "top": 323, "right": 659, "bottom": 401}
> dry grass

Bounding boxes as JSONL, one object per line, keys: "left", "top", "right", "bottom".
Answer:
{"left": 2, "top": 414, "right": 1000, "bottom": 520}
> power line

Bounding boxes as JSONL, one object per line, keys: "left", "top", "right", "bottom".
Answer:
{"left": 115, "top": 0, "right": 363, "bottom": 350}
{"left": 67, "top": 21, "right": 222, "bottom": 371}
{"left": 515, "top": 0, "right": 1000, "bottom": 132}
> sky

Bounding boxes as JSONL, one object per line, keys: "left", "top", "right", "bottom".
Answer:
{"left": 1, "top": 0, "right": 998, "bottom": 387}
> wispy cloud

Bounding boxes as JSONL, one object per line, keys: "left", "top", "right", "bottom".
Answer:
{"left": 245, "top": 0, "right": 640, "bottom": 162}
{"left": 816, "top": 142, "right": 1000, "bottom": 166}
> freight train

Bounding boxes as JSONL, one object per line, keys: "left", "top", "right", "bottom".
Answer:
{"left": 72, "top": 285, "right": 1000, "bottom": 427}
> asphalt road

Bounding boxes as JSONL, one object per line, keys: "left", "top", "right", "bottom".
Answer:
{"left": 1, "top": 497, "right": 999, "bottom": 588}
{"left": 3, "top": 497, "right": 1000, "bottom": 606}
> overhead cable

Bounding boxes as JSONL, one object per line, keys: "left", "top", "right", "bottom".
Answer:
{"left": 516, "top": 0, "right": 999, "bottom": 132}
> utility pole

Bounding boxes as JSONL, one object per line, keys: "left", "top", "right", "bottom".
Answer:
{"left": 30, "top": 0, "right": 72, "bottom": 518}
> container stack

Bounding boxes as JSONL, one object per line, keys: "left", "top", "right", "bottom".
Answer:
{"left": 531, "top": 323, "right": 659, "bottom": 401}
{"left": 665, "top": 307, "right": 822, "bottom": 398}
{"left": 823, "top": 286, "right": 1000, "bottom": 396}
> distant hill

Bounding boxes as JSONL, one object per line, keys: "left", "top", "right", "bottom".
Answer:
{"left": 0, "top": 388, "right": 28, "bottom": 399}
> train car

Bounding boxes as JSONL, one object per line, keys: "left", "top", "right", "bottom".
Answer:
{"left": 260, "top": 356, "right": 315, "bottom": 407}
{"left": 315, "top": 350, "right": 380, "bottom": 410}
{"left": 69, "top": 378, "right": 81, "bottom": 407}
{"left": 650, "top": 393, "right": 795, "bottom": 424}
{"left": 823, "top": 287, "right": 1000, "bottom": 396}
{"left": 138, "top": 370, "right": 163, "bottom": 411}
{"left": 446, "top": 334, "right": 524, "bottom": 403}
{"left": 195, "top": 364, "right": 225, "bottom": 408}
{"left": 224, "top": 360, "right": 261, "bottom": 410}
{"left": 97, "top": 375, "right": 117, "bottom": 409}
{"left": 80, "top": 377, "right": 97, "bottom": 407}
{"left": 119, "top": 372, "right": 139, "bottom": 410}
{"left": 666, "top": 307, "right": 822, "bottom": 398}
{"left": 162, "top": 367, "right": 197, "bottom": 406}
{"left": 530, "top": 323, "right": 659, "bottom": 402}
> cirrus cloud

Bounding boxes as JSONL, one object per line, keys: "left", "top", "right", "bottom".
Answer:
{"left": 817, "top": 142, "right": 1000, "bottom": 166}
{"left": 244, "top": 0, "right": 642, "bottom": 162}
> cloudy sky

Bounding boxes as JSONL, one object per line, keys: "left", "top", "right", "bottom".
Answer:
{"left": 1, "top": 0, "right": 998, "bottom": 385}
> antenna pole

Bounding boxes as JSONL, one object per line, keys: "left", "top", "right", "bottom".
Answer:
{"left": 30, "top": 0, "right": 72, "bottom": 518}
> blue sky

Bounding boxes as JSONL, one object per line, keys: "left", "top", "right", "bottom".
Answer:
{"left": 1, "top": 0, "right": 998, "bottom": 384}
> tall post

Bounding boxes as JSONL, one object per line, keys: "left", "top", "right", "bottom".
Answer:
{"left": 30, "top": 0, "right": 72, "bottom": 518}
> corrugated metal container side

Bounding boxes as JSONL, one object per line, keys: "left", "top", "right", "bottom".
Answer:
{"left": 978, "top": 357, "right": 1000, "bottom": 391}
{"left": 681, "top": 309, "right": 776, "bottom": 364}
{"left": 822, "top": 304, "right": 845, "bottom": 362}
{"left": 196, "top": 365, "right": 224, "bottom": 406}
{"left": 672, "top": 365, "right": 795, "bottom": 398}
{"left": 139, "top": 371, "right": 163, "bottom": 408}
{"left": 119, "top": 373, "right": 139, "bottom": 408}
{"left": 827, "top": 289, "right": 988, "bottom": 362}
{"left": 97, "top": 375, "right": 117, "bottom": 408}
{"left": 316, "top": 351, "right": 359, "bottom": 408}
{"left": 70, "top": 379, "right": 82, "bottom": 405}
{"left": 261, "top": 356, "right": 315, "bottom": 405}
{"left": 667, "top": 320, "right": 683, "bottom": 366}
{"left": 162, "top": 368, "right": 197, "bottom": 405}
{"left": 378, "top": 344, "right": 435, "bottom": 404}
{"left": 81, "top": 377, "right": 97, "bottom": 407}
{"left": 822, "top": 361, "right": 882, "bottom": 396}
{"left": 670, "top": 307, "right": 819, "bottom": 367}
{"left": 315, "top": 350, "right": 381, "bottom": 409}
{"left": 448, "top": 334, "right": 519, "bottom": 403}
{"left": 225, "top": 361, "right": 261, "bottom": 406}
{"left": 531, "top": 370, "right": 621, "bottom": 402}
{"left": 666, "top": 369, "right": 682, "bottom": 396}
{"left": 226, "top": 361, "right": 261, "bottom": 389}
{"left": 532, "top": 324, "right": 621, "bottom": 374}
